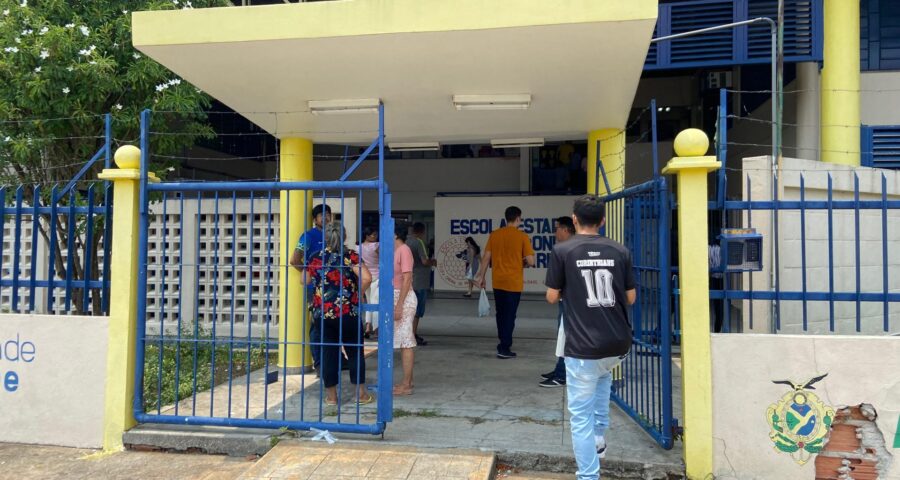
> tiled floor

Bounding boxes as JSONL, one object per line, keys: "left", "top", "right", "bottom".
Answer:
{"left": 237, "top": 442, "right": 495, "bottom": 480}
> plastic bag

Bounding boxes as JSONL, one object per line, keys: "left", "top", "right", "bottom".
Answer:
{"left": 478, "top": 289, "right": 490, "bottom": 317}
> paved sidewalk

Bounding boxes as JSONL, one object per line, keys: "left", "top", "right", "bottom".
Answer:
{"left": 238, "top": 442, "right": 495, "bottom": 479}
{"left": 0, "top": 443, "right": 252, "bottom": 480}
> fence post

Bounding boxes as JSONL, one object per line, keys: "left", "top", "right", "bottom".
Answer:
{"left": 97, "top": 145, "right": 158, "bottom": 451}
{"left": 661, "top": 128, "right": 720, "bottom": 479}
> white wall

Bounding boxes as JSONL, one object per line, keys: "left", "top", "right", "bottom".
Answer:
{"left": 0, "top": 314, "right": 108, "bottom": 448}
{"left": 740, "top": 157, "right": 900, "bottom": 334}
{"left": 315, "top": 156, "right": 522, "bottom": 212}
{"left": 862, "top": 71, "right": 900, "bottom": 126}
{"left": 712, "top": 334, "right": 900, "bottom": 480}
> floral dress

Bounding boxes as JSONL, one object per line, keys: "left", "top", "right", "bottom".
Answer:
{"left": 307, "top": 249, "right": 362, "bottom": 322}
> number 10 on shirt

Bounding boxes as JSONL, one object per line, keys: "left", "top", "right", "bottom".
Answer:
{"left": 581, "top": 269, "right": 616, "bottom": 308}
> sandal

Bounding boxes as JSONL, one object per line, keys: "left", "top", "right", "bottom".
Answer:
{"left": 392, "top": 386, "right": 413, "bottom": 396}
{"left": 325, "top": 398, "right": 338, "bottom": 406}
{"left": 357, "top": 394, "right": 375, "bottom": 405}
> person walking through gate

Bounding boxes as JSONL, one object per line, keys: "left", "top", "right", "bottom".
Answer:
{"left": 303, "top": 222, "right": 373, "bottom": 406}
{"left": 475, "top": 206, "right": 536, "bottom": 359}
{"left": 539, "top": 216, "right": 576, "bottom": 387}
{"left": 290, "top": 203, "right": 332, "bottom": 372}
{"left": 545, "top": 195, "right": 636, "bottom": 480}
{"left": 407, "top": 222, "right": 435, "bottom": 346}
{"left": 393, "top": 225, "right": 418, "bottom": 395}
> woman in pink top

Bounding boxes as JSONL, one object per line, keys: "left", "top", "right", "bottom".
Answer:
{"left": 359, "top": 227, "right": 380, "bottom": 336}
{"left": 393, "top": 225, "right": 417, "bottom": 396}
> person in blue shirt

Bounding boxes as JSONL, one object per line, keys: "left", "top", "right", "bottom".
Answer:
{"left": 290, "top": 204, "right": 332, "bottom": 371}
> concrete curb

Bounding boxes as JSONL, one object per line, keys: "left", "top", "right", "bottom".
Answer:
{"left": 124, "top": 426, "right": 685, "bottom": 479}
{"left": 123, "top": 425, "right": 280, "bottom": 457}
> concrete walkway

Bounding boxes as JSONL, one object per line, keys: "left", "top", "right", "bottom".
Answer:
{"left": 128, "top": 296, "right": 684, "bottom": 478}
{"left": 0, "top": 442, "right": 580, "bottom": 480}
{"left": 0, "top": 443, "right": 252, "bottom": 480}
{"left": 370, "top": 296, "right": 684, "bottom": 477}
{"left": 238, "top": 442, "right": 494, "bottom": 479}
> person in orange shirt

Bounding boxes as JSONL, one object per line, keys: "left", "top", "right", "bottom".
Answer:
{"left": 475, "top": 206, "right": 536, "bottom": 359}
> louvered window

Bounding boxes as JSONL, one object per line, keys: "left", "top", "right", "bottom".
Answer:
{"left": 645, "top": 0, "right": 823, "bottom": 70}
{"left": 862, "top": 125, "right": 900, "bottom": 168}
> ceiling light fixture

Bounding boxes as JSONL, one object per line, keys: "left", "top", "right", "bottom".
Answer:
{"left": 491, "top": 137, "right": 545, "bottom": 149}
{"left": 453, "top": 94, "right": 532, "bottom": 111}
{"left": 388, "top": 142, "right": 441, "bottom": 152}
{"left": 308, "top": 98, "right": 381, "bottom": 115}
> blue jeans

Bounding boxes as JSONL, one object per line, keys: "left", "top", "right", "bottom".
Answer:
{"left": 414, "top": 289, "right": 428, "bottom": 318}
{"left": 493, "top": 289, "right": 521, "bottom": 353}
{"left": 566, "top": 357, "right": 614, "bottom": 480}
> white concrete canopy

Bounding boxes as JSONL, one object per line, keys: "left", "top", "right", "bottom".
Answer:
{"left": 133, "top": 0, "right": 657, "bottom": 145}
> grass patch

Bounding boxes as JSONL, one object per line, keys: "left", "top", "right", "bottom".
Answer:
{"left": 142, "top": 327, "right": 276, "bottom": 413}
{"left": 392, "top": 408, "right": 442, "bottom": 419}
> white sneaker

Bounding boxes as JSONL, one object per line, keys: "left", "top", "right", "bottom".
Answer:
{"left": 596, "top": 436, "right": 607, "bottom": 459}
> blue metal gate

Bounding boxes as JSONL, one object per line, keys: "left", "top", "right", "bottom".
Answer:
{"left": 132, "top": 107, "right": 396, "bottom": 435}
{"left": 601, "top": 177, "right": 677, "bottom": 449}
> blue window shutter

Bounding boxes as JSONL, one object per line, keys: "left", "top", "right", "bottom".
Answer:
{"left": 861, "top": 0, "right": 900, "bottom": 72}
{"left": 646, "top": 0, "right": 823, "bottom": 71}
{"left": 863, "top": 125, "right": 900, "bottom": 169}
{"left": 879, "top": 0, "right": 900, "bottom": 70}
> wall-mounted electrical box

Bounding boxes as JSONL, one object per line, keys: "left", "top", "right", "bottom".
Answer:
{"left": 715, "top": 228, "right": 763, "bottom": 272}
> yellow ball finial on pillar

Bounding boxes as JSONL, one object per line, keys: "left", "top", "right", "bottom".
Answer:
{"left": 114, "top": 145, "right": 141, "bottom": 170}
{"left": 673, "top": 128, "right": 710, "bottom": 157}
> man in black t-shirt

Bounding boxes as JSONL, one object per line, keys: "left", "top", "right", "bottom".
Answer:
{"left": 544, "top": 195, "right": 636, "bottom": 480}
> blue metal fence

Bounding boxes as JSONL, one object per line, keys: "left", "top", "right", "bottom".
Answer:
{"left": 0, "top": 115, "right": 112, "bottom": 315}
{"left": 602, "top": 177, "right": 677, "bottom": 449}
{"left": 711, "top": 91, "right": 900, "bottom": 334}
{"left": 134, "top": 108, "right": 397, "bottom": 435}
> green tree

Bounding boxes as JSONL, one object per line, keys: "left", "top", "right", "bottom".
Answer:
{"left": 0, "top": 0, "right": 228, "bottom": 314}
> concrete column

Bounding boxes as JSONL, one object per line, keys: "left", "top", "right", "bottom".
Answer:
{"left": 587, "top": 129, "right": 625, "bottom": 195}
{"left": 662, "top": 129, "right": 720, "bottom": 479}
{"left": 97, "top": 145, "right": 159, "bottom": 451}
{"left": 179, "top": 199, "right": 199, "bottom": 328}
{"left": 821, "top": 0, "right": 860, "bottom": 165}
{"left": 796, "top": 62, "right": 820, "bottom": 161}
{"left": 278, "top": 138, "right": 313, "bottom": 371}
{"left": 519, "top": 147, "right": 530, "bottom": 192}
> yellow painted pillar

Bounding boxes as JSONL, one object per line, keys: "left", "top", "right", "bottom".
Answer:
{"left": 278, "top": 138, "right": 313, "bottom": 371}
{"left": 97, "top": 146, "right": 158, "bottom": 451}
{"left": 662, "top": 129, "right": 720, "bottom": 479}
{"left": 821, "top": 0, "right": 860, "bottom": 166}
{"left": 587, "top": 128, "right": 625, "bottom": 196}
{"left": 589, "top": 129, "right": 627, "bottom": 382}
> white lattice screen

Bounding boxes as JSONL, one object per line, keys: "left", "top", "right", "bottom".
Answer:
{"left": 1, "top": 209, "right": 109, "bottom": 315}
{"left": 144, "top": 196, "right": 358, "bottom": 338}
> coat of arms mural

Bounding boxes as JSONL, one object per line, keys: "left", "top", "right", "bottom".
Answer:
{"left": 766, "top": 374, "right": 835, "bottom": 466}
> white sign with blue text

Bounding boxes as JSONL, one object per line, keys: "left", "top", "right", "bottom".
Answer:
{"left": 0, "top": 314, "right": 108, "bottom": 448}
{"left": 434, "top": 195, "right": 580, "bottom": 294}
